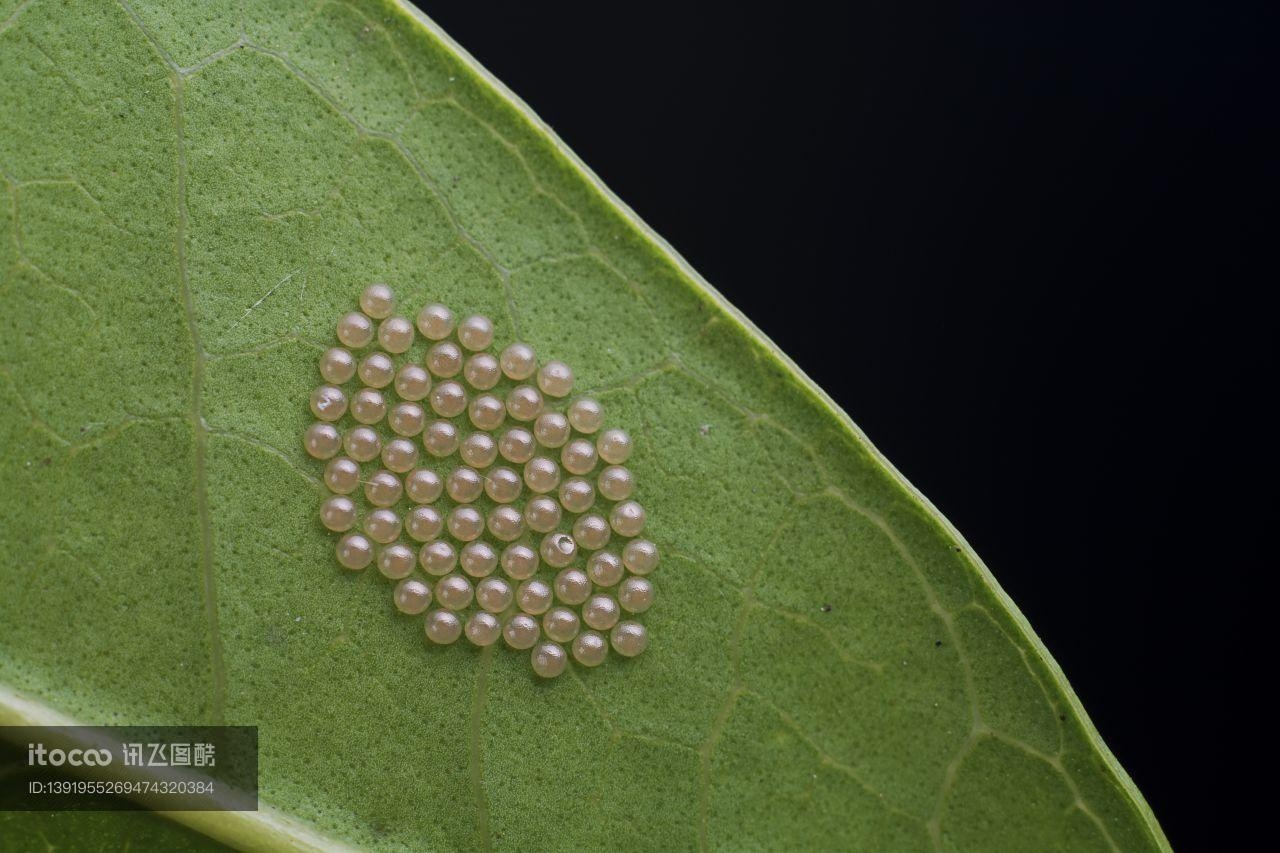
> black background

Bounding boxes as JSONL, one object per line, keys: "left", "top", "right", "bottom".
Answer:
{"left": 419, "top": 1, "right": 1271, "bottom": 848}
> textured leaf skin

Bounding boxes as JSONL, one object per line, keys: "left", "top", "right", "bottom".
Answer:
{"left": 0, "top": 0, "right": 1167, "bottom": 850}
{"left": 0, "top": 809, "right": 225, "bottom": 851}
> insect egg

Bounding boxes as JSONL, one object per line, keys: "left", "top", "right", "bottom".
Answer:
{"left": 553, "top": 568, "right": 591, "bottom": 605}
{"left": 446, "top": 467, "right": 485, "bottom": 504}
{"left": 572, "top": 514, "right": 611, "bottom": 551}
{"left": 377, "top": 316, "right": 415, "bottom": 353}
{"left": 516, "top": 579, "right": 553, "bottom": 615}
{"left": 610, "top": 621, "right": 648, "bottom": 657}
{"left": 523, "top": 456, "right": 561, "bottom": 494}
{"left": 350, "top": 388, "right": 387, "bottom": 425}
{"left": 358, "top": 352, "right": 395, "bottom": 388}
{"left": 310, "top": 385, "right": 347, "bottom": 422}
{"left": 498, "top": 427, "right": 536, "bottom": 464}
{"left": 364, "top": 471, "right": 403, "bottom": 507}
{"left": 393, "top": 578, "right": 432, "bottom": 615}
{"left": 572, "top": 631, "right": 608, "bottom": 667}
{"left": 319, "top": 496, "right": 357, "bottom": 532}
{"left": 426, "top": 341, "right": 463, "bottom": 378}
{"left": 395, "top": 364, "right": 432, "bottom": 401}
{"left": 381, "top": 438, "right": 419, "bottom": 473}
{"left": 558, "top": 477, "right": 595, "bottom": 513}
{"left": 457, "top": 314, "right": 494, "bottom": 352}
{"left": 435, "top": 574, "right": 474, "bottom": 610}
{"left": 484, "top": 467, "right": 523, "bottom": 504}
{"left": 324, "top": 457, "right": 361, "bottom": 494}
{"left": 406, "top": 506, "right": 444, "bottom": 543}
{"left": 363, "top": 508, "right": 402, "bottom": 544}
{"left": 503, "top": 614, "right": 540, "bottom": 649}
{"left": 597, "top": 465, "right": 635, "bottom": 501}
{"left": 313, "top": 296, "right": 656, "bottom": 676}
{"left": 561, "top": 438, "right": 598, "bottom": 476}
{"left": 609, "top": 500, "right": 646, "bottom": 537}
{"left": 463, "top": 353, "right": 501, "bottom": 390}
{"left": 531, "top": 642, "right": 567, "bottom": 678}
{"left": 459, "top": 541, "right": 498, "bottom": 578}
{"left": 465, "top": 611, "right": 502, "bottom": 646}
{"left": 422, "top": 420, "right": 460, "bottom": 458}
{"left": 388, "top": 402, "right": 426, "bottom": 437}
{"left": 524, "top": 496, "right": 562, "bottom": 533}
{"left": 587, "top": 551, "right": 624, "bottom": 587}
{"left": 425, "top": 609, "right": 463, "bottom": 645}
{"left": 537, "top": 360, "right": 573, "bottom": 398}
{"left": 499, "top": 342, "right": 537, "bottom": 380}
{"left": 343, "top": 425, "right": 382, "bottom": 462}
{"left": 597, "top": 428, "right": 633, "bottom": 465}
{"left": 567, "top": 398, "right": 604, "bottom": 434}
{"left": 429, "top": 381, "right": 468, "bottom": 418}
{"left": 460, "top": 432, "right": 499, "bottom": 468}
{"left": 476, "top": 577, "right": 514, "bottom": 613}
{"left": 336, "top": 312, "right": 373, "bottom": 348}
{"left": 360, "top": 283, "right": 395, "bottom": 319}
{"left": 336, "top": 533, "right": 374, "bottom": 571}
{"left": 540, "top": 532, "right": 577, "bottom": 569}
{"left": 486, "top": 505, "right": 525, "bottom": 542}
{"left": 447, "top": 506, "right": 484, "bottom": 542}
{"left": 582, "top": 594, "right": 621, "bottom": 631}
{"left": 344, "top": 426, "right": 380, "bottom": 467}
{"left": 405, "top": 469, "right": 444, "bottom": 504}
{"left": 533, "top": 411, "right": 570, "bottom": 448}
{"left": 319, "top": 347, "right": 356, "bottom": 384}
{"left": 618, "top": 577, "right": 655, "bottom": 614}
{"left": 505, "top": 385, "right": 543, "bottom": 422}
{"left": 378, "top": 544, "right": 416, "bottom": 580}
{"left": 419, "top": 541, "right": 457, "bottom": 576}
{"left": 543, "top": 607, "right": 580, "bottom": 643}
{"left": 468, "top": 394, "right": 506, "bottom": 431}
{"left": 501, "top": 544, "right": 539, "bottom": 581}
{"left": 416, "top": 303, "right": 455, "bottom": 340}
{"left": 304, "top": 422, "right": 342, "bottom": 460}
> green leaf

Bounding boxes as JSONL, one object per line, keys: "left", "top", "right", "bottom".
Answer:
{"left": 0, "top": 810, "right": 226, "bottom": 852}
{"left": 0, "top": 0, "right": 1166, "bottom": 850}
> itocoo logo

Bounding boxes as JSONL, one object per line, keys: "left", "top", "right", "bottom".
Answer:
{"left": 27, "top": 743, "right": 113, "bottom": 766}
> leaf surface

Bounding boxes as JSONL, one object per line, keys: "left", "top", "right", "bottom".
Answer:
{"left": 0, "top": 809, "right": 224, "bottom": 851}
{"left": 0, "top": 0, "right": 1167, "bottom": 850}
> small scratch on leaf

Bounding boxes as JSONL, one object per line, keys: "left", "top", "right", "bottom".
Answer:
{"left": 469, "top": 644, "right": 494, "bottom": 852}
{"left": 0, "top": 0, "right": 36, "bottom": 35}
{"left": 226, "top": 267, "right": 302, "bottom": 332}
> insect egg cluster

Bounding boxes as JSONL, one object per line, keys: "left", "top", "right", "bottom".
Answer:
{"left": 304, "top": 284, "right": 657, "bottom": 677}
